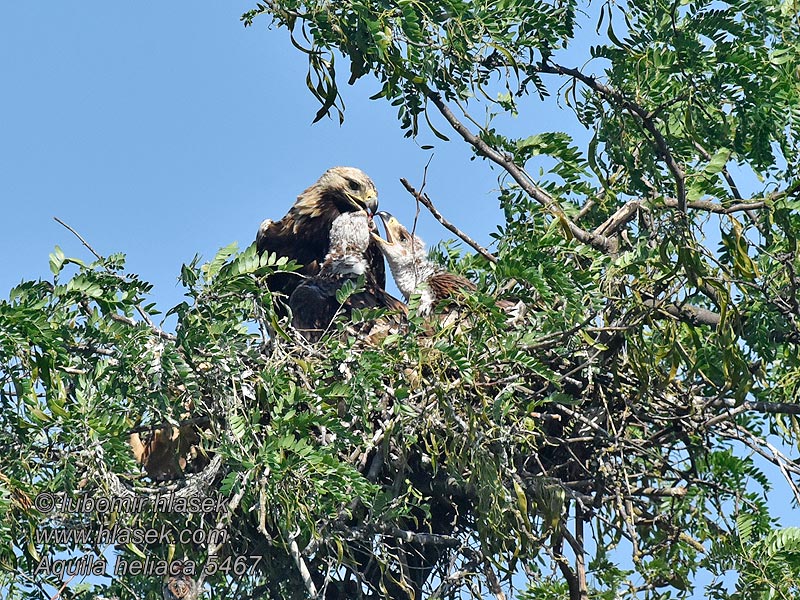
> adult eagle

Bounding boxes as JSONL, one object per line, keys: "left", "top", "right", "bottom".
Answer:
{"left": 289, "top": 210, "right": 405, "bottom": 341}
{"left": 256, "top": 167, "right": 386, "bottom": 301}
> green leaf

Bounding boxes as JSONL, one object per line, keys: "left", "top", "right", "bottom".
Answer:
{"left": 48, "top": 246, "right": 65, "bottom": 276}
{"left": 704, "top": 148, "right": 731, "bottom": 176}
{"left": 205, "top": 242, "right": 239, "bottom": 280}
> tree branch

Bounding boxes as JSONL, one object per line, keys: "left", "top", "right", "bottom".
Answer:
{"left": 538, "top": 62, "right": 687, "bottom": 212}
{"left": 722, "top": 424, "right": 800, "bottom": 504}
{"left": 643, "top": 299, "right": 721, "bottom": 327}
{"left": 662, "top": 198, "right": 767, "bottom": 214}
{"left": 572, "top": 505, "right": 589, "bottom": 600}
{"left": 106, "top": 312, "right": 177, "bottom": 341}
{"left": 288, "top": 528, "right": 318, "bottom": 597}
{"left": 336, "top": 523, "right": 462, "bottom": 548}
{"left": 708, "top": 398, "right": 800, "bottom": 416}
{"left": 593, "top": 200, "right": 641, "bottom": 238}
{"left": 399, "top": 178, "right": 498, "bottom": 263}
{"left": 421, "top": 88, "right": 616, "bottom": 254}
{"left": 552, "top": 532, "right": 582, "bottom": 600}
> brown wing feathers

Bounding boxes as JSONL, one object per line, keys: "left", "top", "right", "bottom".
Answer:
{"left": 427, "top": 272, "right": 477, "bottom": 303}
{"left": 256, "top": 170, "right": 402, "bottom": 341}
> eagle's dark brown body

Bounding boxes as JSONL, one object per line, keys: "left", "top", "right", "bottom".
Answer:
{"left": 129, "top": 170, "right": 398, "bottom": 481}
{"left": 256, "top": 167, "right": 386, "bottom": 301}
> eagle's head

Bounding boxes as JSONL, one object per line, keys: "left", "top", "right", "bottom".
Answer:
{"left": 372, "top": 211, "right": 436, "bottom": 299}
{"left": 291, "top": 167, "right": 378, "bottom": 230}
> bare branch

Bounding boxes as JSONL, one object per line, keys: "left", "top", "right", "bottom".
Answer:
{"left": 594, "top": 200, "right": 641, "bottom": 238}
{"left": 632, "top": 486, "right": 688, "bottom": 498}
{"left": 53, "top": 216, "right": 104, "bottom": 262}
{"left": 708, "top": 398, "right": 800, "bottom": 417}
{"left": 481, "top": 559, "right": 507, "bottom": 600}
{"left": 643, "top": 299, "right": 721, "bottom": 327}
{"left": 400, "top": 178, "right": 498, "bottom": 263}
{"left": 662, "top": 198, "right": 767, "bottom": 215}
{"left": 557, "top": 528, "right": 586, "bottom": 600}
{"left": 722, "top": 424, "right": 800, "bottom": 504}
{"left": 383, "top": 526, "right": 462, "bottom": 548}
{"left": 288, "top": 528, "right": 318, "bottom": 597}
{"left": 573, "top": 505, "right": 589, "bottom": 600}
{"left": 109, "top": 311, "right": 177, "bottom": 342}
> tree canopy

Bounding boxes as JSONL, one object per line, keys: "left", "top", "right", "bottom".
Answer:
{"left": 2, "top": 0, "right": 800, "bottom": 599}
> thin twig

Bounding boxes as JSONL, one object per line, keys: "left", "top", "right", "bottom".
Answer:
{"left": 409, "top": 155, "right": 434, "bottom": 240}
{"left": 53, "top": 217, "right": 103, "bottom": 261}
{"left": 53, "top": 217, "right": 176, "bottom": 342}
{"left": 400, "top": 178, "right": 498, "bottom": 264}
{"left": 723, "top": 424, "right": 800, "bottom": 504}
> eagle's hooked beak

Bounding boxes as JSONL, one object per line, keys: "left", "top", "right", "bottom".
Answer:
{"left": 346, "top": 189, "right": 379, "bottom": 216}
{"left": 364, "top": 191, "right": 378, "bottom": 216}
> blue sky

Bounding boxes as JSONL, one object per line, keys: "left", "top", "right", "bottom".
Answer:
{"left": 2, "top": 3, "right": 797, "bottom": 598}
{"left": 0, "top": 2, "right": 508, "bottom": 309}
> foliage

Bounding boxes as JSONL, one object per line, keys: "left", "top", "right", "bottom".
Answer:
{"left": 2, "top": 0, "right": 800, "bottom": 599}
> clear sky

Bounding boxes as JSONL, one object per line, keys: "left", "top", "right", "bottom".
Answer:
{"left": 2, "top": 3, "right": 797, "bottom": 599}
{"left": 0, "top": 2, "right": 509, "bottom": 309}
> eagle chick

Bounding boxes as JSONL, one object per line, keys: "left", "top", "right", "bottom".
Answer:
{"left": 371, "top": 211, "right": 476, "bottom": 316}
{"left": 289, "top": 211, "right": 404, "bottom": 341}
{"left": 373, "top": 212, "right": 526, "bottom": 323}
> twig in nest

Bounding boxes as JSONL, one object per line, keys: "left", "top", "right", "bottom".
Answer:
{"left": 399, "top": 178, "right": 498, "bottom": 264}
